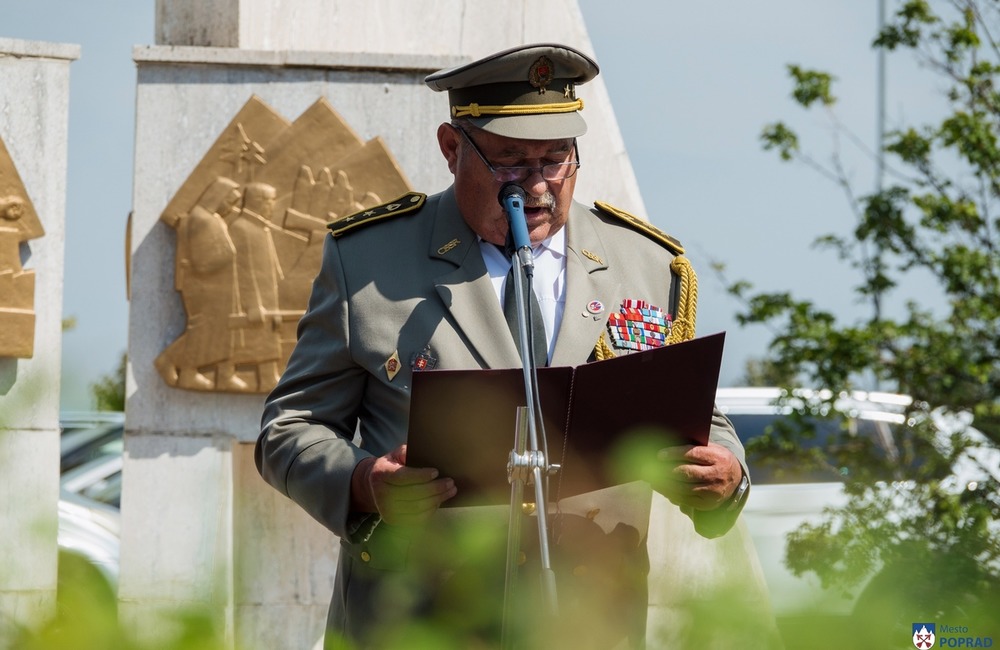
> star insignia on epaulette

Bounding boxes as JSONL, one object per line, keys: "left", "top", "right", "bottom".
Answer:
{"left": 328, "top": 192, "right": 426, "bottom": 238}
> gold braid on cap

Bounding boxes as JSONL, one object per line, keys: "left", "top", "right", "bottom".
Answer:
{"left": 452, "top": 98, "right": 584, "bottom": 118}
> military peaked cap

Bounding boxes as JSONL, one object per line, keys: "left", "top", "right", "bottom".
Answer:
{"left": 424, "top": 43, "right": 600, "bottom": 140}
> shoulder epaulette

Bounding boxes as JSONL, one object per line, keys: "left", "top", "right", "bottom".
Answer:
{"left": 593, "top": 200, "right": 685, "bottom": 256}
{"left": 327, "top": 192, "right": 427, "bottom": 238}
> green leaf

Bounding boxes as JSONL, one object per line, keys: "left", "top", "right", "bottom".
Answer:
{"left": 788, "top": 65, "right": 836, "bottom": 107}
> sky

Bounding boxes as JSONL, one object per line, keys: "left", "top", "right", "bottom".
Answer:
{"left": 1, "top": 1, "right": 942, "bottom": 410}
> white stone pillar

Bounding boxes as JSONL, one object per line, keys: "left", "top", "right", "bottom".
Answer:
{"left": 0, "top": 36, "right": 79, "bottom": 637}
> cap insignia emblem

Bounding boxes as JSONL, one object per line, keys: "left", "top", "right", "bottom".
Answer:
{"left": 529, "top": 56, "right": 554, "bottom": 94}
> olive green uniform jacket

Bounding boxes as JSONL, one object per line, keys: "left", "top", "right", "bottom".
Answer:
{"left": 256, "top": 186, "right": 748, "bottom": 646}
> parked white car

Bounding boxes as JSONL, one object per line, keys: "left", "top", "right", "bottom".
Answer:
{"left": 58, "top": 489, "right": 120, "bottom": 589}
{"left": 60, "top": 411, "right": 123, "bottom": 507}
{"left": 717, "top": 387, "right": 999, "bottom": 623}
{"left": 60, "top": 410, "right": 124, "bottom": 474}
{"left": 58, "top": 412, "right": 124, "bottom": 591}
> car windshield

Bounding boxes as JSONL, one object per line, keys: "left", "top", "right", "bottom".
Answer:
{"left": 60, "top": 424, "right": 123, "bottom": 473}
{"left": 731, "top": 412, "right": 902, "bottom": 485}
{"left": 60, "top": 413, "right": 124, "bottom": 473}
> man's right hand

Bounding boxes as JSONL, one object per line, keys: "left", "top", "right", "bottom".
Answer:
{"left": 351, "top": 444, "right": 457, "bottom": 526}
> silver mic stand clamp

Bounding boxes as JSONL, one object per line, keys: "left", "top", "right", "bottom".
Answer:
{"left": 507, "top": 449, "right": 560, "bottom": 484}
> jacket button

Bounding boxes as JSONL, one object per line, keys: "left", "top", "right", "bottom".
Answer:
{"left": 360, "top": 551, "right": 371, "bottom": 563}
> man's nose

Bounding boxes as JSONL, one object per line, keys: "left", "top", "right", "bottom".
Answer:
{"left": 521, "top": 170, "right": 549, "bottom": 196}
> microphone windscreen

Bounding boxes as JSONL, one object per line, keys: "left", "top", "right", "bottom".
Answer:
{"left": 498, "top": 182, "right": 526, "bottom": 205}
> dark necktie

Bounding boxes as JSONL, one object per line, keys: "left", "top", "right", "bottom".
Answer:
{"left": 503, "top": 262, "right": 548, "bottom": 366}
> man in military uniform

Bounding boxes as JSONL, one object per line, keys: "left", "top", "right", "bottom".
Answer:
{"left": 257, "top": 43, "right": 750, "bottom": 648}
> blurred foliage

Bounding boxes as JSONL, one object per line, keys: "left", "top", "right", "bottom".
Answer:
{"left": 734, "top": 0, "right": 1000, "bottom": 632}
{"left": 89, "top": 351, "right": 126, "bottom": 412}
{"left": 740, "top": 357, "right": 798, "bottom": 387}
{"left": 2, "top": 552, "right": 231, "bottom": 650}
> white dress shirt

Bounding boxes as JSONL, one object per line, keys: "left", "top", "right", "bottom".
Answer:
{"left": 479, "top": 227, "right": 567, "bottom": 361}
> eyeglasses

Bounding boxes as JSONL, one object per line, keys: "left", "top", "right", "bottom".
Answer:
{"left": 457, "top": 127, "right": 581, "bottom": 183}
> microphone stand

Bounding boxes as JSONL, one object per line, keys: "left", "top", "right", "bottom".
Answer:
{"left": 500, "top": 242, "right": 559, "bottom": 649}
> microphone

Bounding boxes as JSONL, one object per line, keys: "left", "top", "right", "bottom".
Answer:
{"left": 498, "top": 182, "right": 533, "bottom": 270}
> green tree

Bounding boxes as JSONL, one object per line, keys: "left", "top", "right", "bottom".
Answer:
{"left": 90, "top": 351, "right": 126, "bottom": 412}
{"left": 739, "top": 357, "right": 798, "bottom": 387}
{"left": 733, "top": 0, "right": 999, "bottom": 640}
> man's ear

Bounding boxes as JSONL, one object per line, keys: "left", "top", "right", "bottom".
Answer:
{"left": 437, "top": 123, "right": 460, "bottom": 174}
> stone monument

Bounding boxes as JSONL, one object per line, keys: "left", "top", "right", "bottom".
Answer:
{"left": 0, "top": 36, "right": 78, "bottom": 637}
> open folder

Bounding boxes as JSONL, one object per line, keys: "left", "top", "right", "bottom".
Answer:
{"left": 407, "top": 331, "right": 725, "bottom": 507}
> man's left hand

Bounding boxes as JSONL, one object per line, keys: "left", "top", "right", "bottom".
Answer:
{"left": 656, "top": 443, "right": 743, "bottom": 511}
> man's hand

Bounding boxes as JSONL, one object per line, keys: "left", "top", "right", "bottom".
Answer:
{"left": 656, "top": 442, "right": 743, "bottom": 511}
{"left": 351, "top": 444, "right": 457, "bottom": 526}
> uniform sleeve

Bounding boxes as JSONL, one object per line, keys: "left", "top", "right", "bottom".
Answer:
{"left": 688, "top": 408, "right": 750, "bottom": 539}
{"left": 255, "top": 233, "right": 374, "bottom": 540}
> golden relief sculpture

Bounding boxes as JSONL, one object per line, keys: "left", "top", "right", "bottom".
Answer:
{"left": 155, "top": 96, "right": 412, "bottom": 393}
{"left": 0, "top": 136, "right": 45, "bottom": 359}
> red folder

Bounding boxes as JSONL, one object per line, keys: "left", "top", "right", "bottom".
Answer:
{"left": 407, "top": 332, "right": 725, "bottom": 507}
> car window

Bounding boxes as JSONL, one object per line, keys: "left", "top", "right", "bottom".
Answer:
{"left": 731, "top": 412, "right": 901, "bottom": 485}
{"left": 79, "top": 471, "right": 122, "bottom": 508}
{"left": 60, "top": 423, "right": 123, "bottom": 473}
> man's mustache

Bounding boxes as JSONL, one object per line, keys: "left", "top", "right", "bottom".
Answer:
{"left": 524, "top": 192, "right": 556, "bottom": 210}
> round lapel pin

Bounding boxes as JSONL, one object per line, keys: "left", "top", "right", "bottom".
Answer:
{"left": 584, "top": 300, "right": 604, "bottom": 318}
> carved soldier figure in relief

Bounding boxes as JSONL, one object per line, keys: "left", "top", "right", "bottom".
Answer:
{"left": 0, "top": 137, "right": 45, "bottom": 359}
{"left": 154, "top": 96, "right": 412, "bottom": 393}
{"left": 229, "top": 182, "right": 285, "bottom": 393}
{"left": 156, "top": 177, "right": 246, "bottom": 390}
